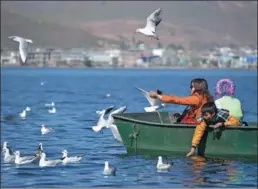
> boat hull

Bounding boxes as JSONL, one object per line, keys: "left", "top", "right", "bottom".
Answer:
{"left": 113, "top": 112, "right": 258, "bottom": 158}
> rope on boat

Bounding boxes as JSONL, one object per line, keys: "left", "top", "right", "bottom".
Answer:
{"left": 129, "top": 123, "right": 140, "bottom": 154}
{"left": 156, "top": 111, "right": 164, "bottom": 124}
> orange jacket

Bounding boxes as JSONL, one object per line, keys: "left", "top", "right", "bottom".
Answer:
{"left": 192, "top": 115, "right": 241, "bottom": 147}
{"left": 161, "top": 93, "right": 208, "bottom": 121}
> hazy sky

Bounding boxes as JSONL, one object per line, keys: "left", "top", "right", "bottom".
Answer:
{"left": 1, "top": 1, "right": 257, "bottom": 47}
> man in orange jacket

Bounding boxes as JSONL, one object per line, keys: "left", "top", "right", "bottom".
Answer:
{"left": 186, "top": 102, "right": 241, "bottom": 157}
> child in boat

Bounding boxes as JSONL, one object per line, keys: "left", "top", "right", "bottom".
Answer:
{"left": 215, "top": 78, "right": 244, "bottom": 121}
{"left": 186, "top": 101, "right": 241, "bottom": 157}
{"left": 149, "top": 78, "right": 214, "bottom": 124}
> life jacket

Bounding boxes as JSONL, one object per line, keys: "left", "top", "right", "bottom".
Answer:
{"left": 178, "top": 93, "right": 208, "bottom": 125}
{"left": 180, "top": 108, "right": 200, "bottom": 124}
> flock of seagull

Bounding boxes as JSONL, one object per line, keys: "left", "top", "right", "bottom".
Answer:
{"left": 3, "top": 7, "right": 173, "bottom": 175}
{"left": 8, "top": 8, "right": 163, "bottom": 64}
{"left": 2, "top": 142, "right": 85, "bottom": 167}
{"left": 2, "top": 85, "right": 170, "bottom": 175}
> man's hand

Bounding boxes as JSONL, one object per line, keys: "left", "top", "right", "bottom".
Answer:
{"left": 186, "top": 147, "right": 196, "bottom": 157}
{"left": 149, "top": 91, "right": 158, "bottom": 99}
{"left": 214, "top": 122, "right": 223, "bottom": 129}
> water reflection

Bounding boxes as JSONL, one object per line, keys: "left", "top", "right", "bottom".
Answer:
{"left": 185, "top": 156, "right": 245, "bottom": 187}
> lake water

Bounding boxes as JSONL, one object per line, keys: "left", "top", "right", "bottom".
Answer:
{"left": 1, "top": 68, "right": 257, "bottom": 188}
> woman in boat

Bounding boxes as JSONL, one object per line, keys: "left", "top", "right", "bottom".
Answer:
{"left": 149, "top": 78, "right": 214, "bottom": 124}
{"left": 186, "top": 102, "right": 241, "bottom": 157}
{"left": 215, "top": 78, "right": 244, "bottom": 121}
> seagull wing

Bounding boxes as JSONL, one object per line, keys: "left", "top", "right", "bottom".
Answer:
{"left": 9, "top": 36, "right": 21, "bottom": 39}
{"left": 25, "top": 38, "right": 33, "bottom": 43}
{"left": 96, "top": 112, "right": 107, "bottom": 127}
{"left": 110, "top": 106, "right": 127, "bottom": 116}
{"left": 20, "top": 155, "right": 36, "bottom": 162}
{"left": 135, "top": 87, "right": 161, "bottom": 107}
{"left": 146, "top": 8, "right": 162, "bottom": 33}
{"left": 107, "top": 106, "right": 127, "bottom": 125}
{"left": 17, "top": 38, "right": 28, "bottom": 63}
{"left": 103, "top": 105, "right": 114, "bottom": 115}
{"left": 95, "top": 105, "right": 114, "bottom": 126}
{"left": 8, "top": 147, "right": 14, "bottom": 155}
{"left": 19, "top": 46, "right": 27, "bottom": 63}
{"left": 46, "top": 159, "right": 61, "bottom": 166}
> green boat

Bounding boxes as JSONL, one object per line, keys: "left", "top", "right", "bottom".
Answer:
{"left": 113, "top": 112, "right": 258, "bottom": 158}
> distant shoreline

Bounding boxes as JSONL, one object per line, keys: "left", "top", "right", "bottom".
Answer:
{"left": 1, "top": 65, "right": 257, "bottom": 71}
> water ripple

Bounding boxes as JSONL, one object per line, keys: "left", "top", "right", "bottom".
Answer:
{"left": 1, "top": 68, "right": 257, "bottom": 187}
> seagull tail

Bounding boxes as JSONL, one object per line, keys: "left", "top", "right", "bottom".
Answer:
{"left": 78, "top": 154, "right": 85, "bottom": 158}
{"left": 92, "top": 125, "right": 103, "bottom": 132}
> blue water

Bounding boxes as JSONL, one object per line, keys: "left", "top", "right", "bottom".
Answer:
{"left": 1, "top": 68, "right": 257, "bottom": 188}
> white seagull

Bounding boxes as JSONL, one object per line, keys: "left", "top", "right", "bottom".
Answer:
{"left": 156, "top": 156, "right": 172, "bottom": 171}
{"left": 25, "top": 107, "right": 31, "bottom": 111}
{"left": 48, "top": 107, "right": 56, "bottom": 114}
{"left": 103, "top": 161, "right": 116, "bottom": 176}
{"left": 135, "top": 8, "right": 162, "bottom": 40}
{"left": 2, "top": 141, "right": 15, "bottom": 163}
{"left": 92, "top": 106, "right": 114, "bottom": 132}
{"left": 105, "top": 106, "right": 127, "bottom": 142}
{"left": 39, "top": 152, "right": 62, "bottom": 167}
{"left": 19, "top": 110, "right": 26, "bottom": 119}
{"left": 136, "top": 87, "right": 165, "bottom": 112}
{"left": 61, "top": 150, "right": 85, "bottom": 164}
{"left": 41, "top": 125, "right": 54, "bottom": 135}
{"left": 14, "top": 151, "right": 37, "bottom": 165}
{"left": 9, "top": 36, "right": 33, "bottom": 63}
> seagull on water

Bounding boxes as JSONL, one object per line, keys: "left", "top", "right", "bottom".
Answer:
{"left": 19, "top": 110, "right": 26, "bottom": 119}
{"left": 2, "top": 141, "right": 15, "bottom": 163}
{"left": 156, "top": 156, "right": 172, "bottom": 171}
{"left": 136, "top": 87, "right": 165, "bottom": 112}
{"left": 61, "top": 150, "right": 85, "bottom": 164}
{"left": 9, "top": 36, "right": 33, "bottom": 63}
{"left": 135, "top": 8, "right": 162, "bottom": 40}
{"left": 92, "top": 105, "right": 114, "bottom": 132}
{"left": 14, "top": 151, "right": 37, "bottom": 165}
{"left": 41, "top": 125, "right": 54, "bottom": 135}
{"left": 48, "top": 107, "right": 56, "bottom": 114}
{"left": 103, "top": 161, "right": 116, "bottom": 176}
{"left": 39, "top": 152, "right": 62, "bottom": 167}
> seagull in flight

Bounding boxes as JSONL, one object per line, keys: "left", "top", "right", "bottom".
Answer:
{"left": 92, "top": 106, "right": 114, "bottom": 132}
{"left": 135, "top": 8, "right": 162, "bottom": 40}
{"left": 136, "top": 87, "right": 165, "bottom": 112}
{"left": 9, "top": 36, "right": 33, "bottom": 63}
{"left": 92, "top": 106, "right": 126, "bottom": 142}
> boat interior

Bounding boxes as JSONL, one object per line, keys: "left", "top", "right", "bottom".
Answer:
{"left": 113, "top": 112, "right": 258, "bottom": 128}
